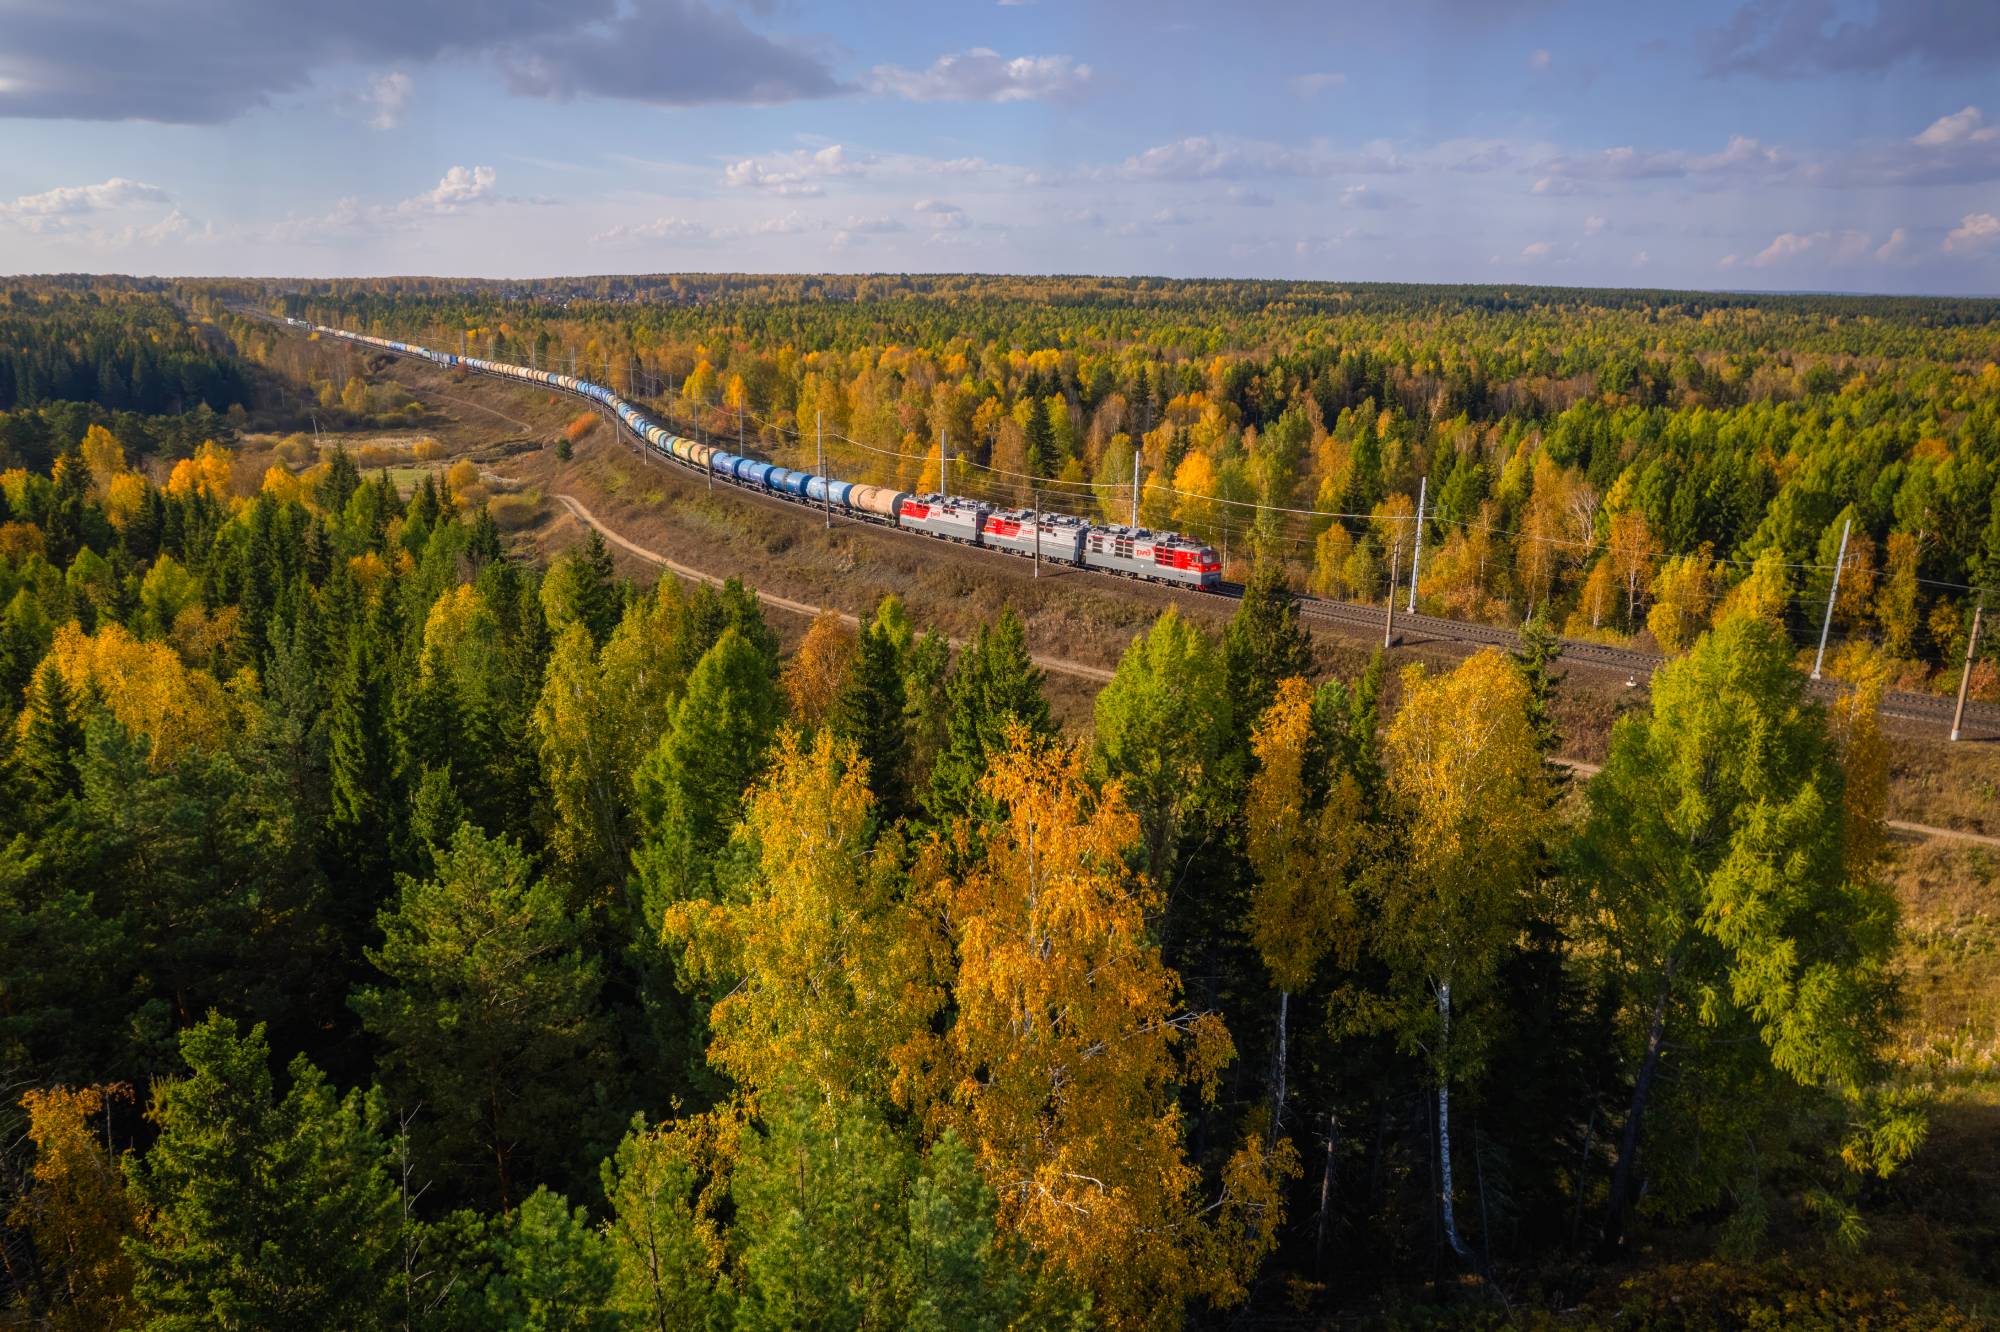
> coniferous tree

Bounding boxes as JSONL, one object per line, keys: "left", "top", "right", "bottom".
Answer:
{"left": 351, "top": 824, "right": 612, "bottom": 1212}
{"left": 125, "top": 1015, "right": 399, "bottom": 1329}
{"left": 830, "top": 608, "right": 910, "bottom": 821}
{"left": 1223, "top": 560, "right": 1313, "bottom": 740}
{"left": 630, "top": 626, "right": 783, "bottom": 916}
{"left": 925, "top": 609, "right": 1050, "bottom": 825}
{"left": 484, "top": 1188, "right": 620, "bottom": 1331}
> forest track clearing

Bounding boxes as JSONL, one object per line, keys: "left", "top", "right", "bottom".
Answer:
{"left": 560, "top": 490, "right": 1995, "bottom": 850}
{"left": 552, "top": 493, "right": 1114, "bottom": 684}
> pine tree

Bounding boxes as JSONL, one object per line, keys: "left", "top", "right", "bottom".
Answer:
{"left": 350, "top": 824, "right": 611, "bottom": 1213}
{"left": 485, "top": 1188, "right": 619, "bottom": 1331}
{"left": 125, "top": 1015, "right": 399, "bottom": 1328}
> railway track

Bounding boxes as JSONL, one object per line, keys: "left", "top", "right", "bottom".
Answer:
{"left": 275, "top": 313, "right": 1999, "bottom": 742}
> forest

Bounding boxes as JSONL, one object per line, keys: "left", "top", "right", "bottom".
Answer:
{"left": 0, "top": 276, "right": 1993, "bottom": 1329}
{"left": 187, "top": 273, "right": 2000, "bottom": 699}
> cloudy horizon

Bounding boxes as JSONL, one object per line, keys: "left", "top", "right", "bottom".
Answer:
{"left": 2, "top": 0, "right": 1998, "bottom": 293}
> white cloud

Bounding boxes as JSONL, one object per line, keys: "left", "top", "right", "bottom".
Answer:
{"left": 1583, "top": 214, "right": 1607, "bottom": 235}
{"left": 1633, "top": 249, "right": 1651, "bottom": 267}
{"left": 1529, "top": 48, "right": 1552, "bottom": 72}
{"left": 1944, "top": 212, "right": 2000, "bottom": 252}
{"left": 1, "top": 176, "right": 169, "bottom": 221}
{"left": 1290, "top": 71, "right": 1345, "bottom": 98}
{"left": 914, "top": 198, "right": 969, "bottom": 230}
{"left": 1521, "top": 240, "right": 1552, "bottom": 259}
{"left": 1913, "top": 105, "right": 1997, "bottom": 147}
{"left": 724, "top": 144, "right": 864, "bottom": 196}
{"left": 1111, "top": 134, "right": 1402, "bottom": 183}
{"left": 364, "top": 72, "right": 412, "bottom": 130}
{"left": 1541, "top": 134, "right": 1789, "bottom": 184}
{"left": 1531, "top": 176, "right": 1578, "bottom": 195}
{"left": 401, "top": 164, "right": 496, "bottom": 213}
{"left": 1875, "top": 227, "right": 1909, "bottom": 260}
{"left": 867, "top": 49, "right": 1091, "bottom": 103}
{"left": 841, "top": 215, "right": 906, "bottom": 235}
{"left": 593, "top": 216, "right": 709, "bottom": 246}
{"left": 1340, "top": 184, "right": 1394, "bottom": 209}
{"left": 754, "top": 211, "right": 820, "bottom": 236}
{"left": 1749, "top": 228, "right": 1874, "bottom": 267}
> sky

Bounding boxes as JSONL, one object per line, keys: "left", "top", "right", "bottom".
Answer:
{"left": 1, "top": 0, "right": 1998, "bottom": 292}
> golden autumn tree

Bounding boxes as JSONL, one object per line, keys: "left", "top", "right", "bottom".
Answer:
{"left": 165, "top": 440, "right": 234, "bottom": 502}
{"left": 664, "top": 729, "right": 938, "bottom": 1108}
{"left": 779, "top": 610, "right": 857, "bottom": 734}
{"left": 1378, "top": 650, "right": 1546, "bottom": 1262}
{"left": 921, "top": 728, "right": 1291, "bottom": 1330}
{"left": 1606, "top": 509, "right": 1655, "bottom": 630}
{"left": 8, "top": 1086, "right": 142, "bottom": 1332}
{"left": 79, "top": 424, "right": 126, "bottom": 491}
{"left": 38, "top": 622, "right": 239, "bottom": 765}
{"left": 1647, "top": 544, "right": 1719, "bottom": 652}
{"left": 1827, "top": 642, "right": 1892, "bottom": 875}
{"left": 1245, "top": 677, "right": 1365, "bottom": 1138}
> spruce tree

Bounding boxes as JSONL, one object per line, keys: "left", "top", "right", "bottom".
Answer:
{"left": 830, "top": 614, "right": 909, "bottom": 821}
{"left": 351, "top": 824, "right": 612, "bottom": 1213}
{"left": 15, "top": 660, "right": 86, "bottom": 818}
{"left": 1224, "top": 559, "right": 1313, "bottom": 739}
{"left": 125, "top": 1015, "right": 399, "bottom": 1328}
{"left": 630, "top": 627, "right": 784, "bottom": 914}
{"left": 925, "top": 609, "right": 1050, "bottom": 825}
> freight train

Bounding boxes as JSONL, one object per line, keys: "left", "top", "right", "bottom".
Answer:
{"left": 312, "top": 323, "right": 1223, "bottom": 589}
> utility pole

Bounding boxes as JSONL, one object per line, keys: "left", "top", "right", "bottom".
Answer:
{"left": 941, "top": 430, "right": 950, "bottom": 501}
{"left": 1384, "top": 538, "right": 1401, "bottom": 649}
{"left": 1811, "top": 517, "right": 1851, "bottom": 680}
{"left": 818, "top": 412, "right": 830, "bottom": 529}
{"left": 1407, "top": 475, "right": 1427, "bottom": 613}
{"left": 1130, "top": 451, "right": 1141, "bottom": 529}
{"left": 1951, "top": 598, "right": 1986, "bottom": 742}
{"left": 1033, "top": 490, "right": 1042, "bottom": 579}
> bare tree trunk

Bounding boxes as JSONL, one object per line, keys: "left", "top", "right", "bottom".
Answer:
{"left": 1437, "top": 978, "right": 1471, "bottom": 1261}
{"left": 1315, "top": 1112, "right": 1338, "bottom": 1274}
{"left": 1268, "top": 989, "right": 1290, "bottom": 1144}
{"left": 1603, "top": 965, "right": 1675, "bottom": 1251}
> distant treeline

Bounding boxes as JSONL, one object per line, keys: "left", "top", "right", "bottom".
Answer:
{"left": 0, "top": 286, "right": 250, "bottom": 415}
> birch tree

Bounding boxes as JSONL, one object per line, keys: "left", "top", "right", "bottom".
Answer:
{"left": 1378, "top": 649, "right": 1546, "bottom": 1262}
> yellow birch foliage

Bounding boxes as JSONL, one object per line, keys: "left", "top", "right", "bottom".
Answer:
{"left": 1647, "top": 544, "right": 1718, "bottom": 652}
{"left": 79, "top": 425, "right": 126, "bottom": 490}
{"left": 39, "top": 622, "right": 237, "bottom": 765}
{"left": 1310, "top": 522, "right": 1354, "bottom": 599}
{"left": 1827, "top": 642, "right": 1891, "bottom": 874}
{"left": 923, "top": 728, "right": 1290, "bottom": 1330}
{"left": 102, "top": 473, "right": 147, "bottom": 528}
{"left": 1713, "top": 549, "right": 1790, "bottom": 630}
{"left": 1246, "top": 678, "right": 1363, "bottom": 993}
{"left": 1171, "top": 449, "right": 1220, "bottom": 544}
{"left": 9, "top": 1086, "right": 141, "bottom": 1332}
{"left": 165, "top": 440, "right": 234, "bottom": 501}
{"left": 664, "top": 729, "right": 939, "bottom": 1106}
{"left": 779, "top": 610, "right": 856, "bottom": 732}
{"left": 259, "top": 466, "right": 304, "bottom": 505}
{"left": 1378, "top": 650, "right": 1547, "bottom": 1070}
